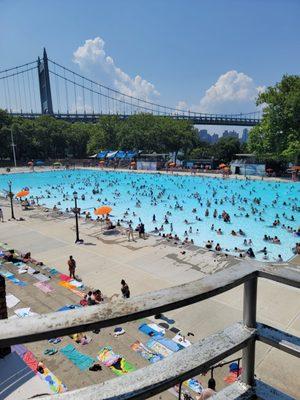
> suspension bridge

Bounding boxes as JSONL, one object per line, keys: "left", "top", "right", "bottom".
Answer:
{"left": 0, "top": 49, "right": 261, "bottom": 126}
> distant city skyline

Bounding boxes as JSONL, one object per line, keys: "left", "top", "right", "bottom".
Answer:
{"left": 198, "top": 128, "right": 249, "bottom": 143}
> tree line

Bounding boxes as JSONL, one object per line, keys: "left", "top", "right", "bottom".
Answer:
{"left": 0, "top": 110, "right": 246, "bottom": 163}
{"left": 0, "top": 74, "right": 298, "bottom": 164}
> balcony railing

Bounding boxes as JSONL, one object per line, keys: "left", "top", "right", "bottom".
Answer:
{"left": 0, "top": 261, "right": 299, "bottom": 399}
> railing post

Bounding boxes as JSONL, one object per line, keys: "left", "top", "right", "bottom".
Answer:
{"left": 0, "top": 276, "right": 11, "bottom": 358}
{"left": 242, "top": 276, "right": 257, "bottom": 386}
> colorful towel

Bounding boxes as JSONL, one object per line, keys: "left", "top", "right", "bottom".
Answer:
{"left": 139, "top": 323, "right": 165, "bottom": 337}
{"left": 131, "top": 340, "right": 163, "bottom": 363}
{"left": 60, "top": 344, "right": 95, "bottom": 371}
{"left": 38, "top": 367, "right": 67, "bottom": 393}
{"left": 19, "top": 346, "right": 67, "bottom": 393}
{"left": 58, "top": 280, "right": 85, "bottom": 297}
{"left": 7, "top": 276, "right": 27, "bottom": 286}
{"left": 49, "top": 268, "right": 59, "bottom": 275}
{"left": 59, "top": 274, "right": 71, "bottom": 281}
{"left": 98, "top": 346, "right": 120, "bottom": 367}
{"left": 110, "top": 357, "right": 136, "bottom": 376}
{"left": 146, "top": 338, "right": 174, "bottom": 358}
{"left": 0, "top": 268, "right": 14, "bottom": 278}
{"left": 34, "top": 282, "right": 55, "bottom": 294}
{"left": 23, "top": 351, "right": 38, "bottom": 371}
{"left": 154, "top": 337, "right": 182, "bottom": 352}
{"left": 57, "top": 304, "right": 82, "bottom": 312}
{"left": 69, "top": 279, "right": 84, "bottom": 288}
{"left": 98, "top": 346, "right": 135, "bottom": 375}
{"left": 185, "top": 378, "right": 204, "bottom": 394}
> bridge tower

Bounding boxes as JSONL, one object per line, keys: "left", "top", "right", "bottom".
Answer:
{"left": 37, "top": 48, "right": 53, "bottom": 114}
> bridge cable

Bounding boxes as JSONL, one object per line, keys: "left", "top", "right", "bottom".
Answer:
{"left": 63, "top": 67, "right": 69, "bottom": 113}
{"left": 21, "top": 68, "right": 28, "bottom": 112}
{"left": 26, "top": 67, "right": 33, "bottom": 112}
{"left": 6, "top": 71, "right": 12, "bottom": 112}
{"left": 54, "top": 63, "right": 61, "bottom": 113}
{"left": 73, "top": 72, "right": 77, "bottom": 113}
{"left": 30, "top": 68, "right": 38, "bottom": 113}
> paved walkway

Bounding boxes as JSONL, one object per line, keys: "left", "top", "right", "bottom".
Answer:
{"left": 0, "top": 199, "right": 299, "bottom": 398}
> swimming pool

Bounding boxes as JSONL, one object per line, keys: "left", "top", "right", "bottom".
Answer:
{"left": 0, "top": 169, "right": 299, "bottom": 261}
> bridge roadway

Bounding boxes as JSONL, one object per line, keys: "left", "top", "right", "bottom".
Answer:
{"left": 10, "top": 112, "right": 260, "bottom": 126}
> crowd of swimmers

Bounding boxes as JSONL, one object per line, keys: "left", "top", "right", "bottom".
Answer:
{"left": 8, "top": 171, "right": 299, "bottom": 261}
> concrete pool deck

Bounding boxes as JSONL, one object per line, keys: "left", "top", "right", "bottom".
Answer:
{"left": 0, "top": 195, "right": 299, "bottom": 398}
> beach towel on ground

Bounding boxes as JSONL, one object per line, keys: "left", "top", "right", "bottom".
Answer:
{"left": 6, "top": 293, "right": 20, "bottom": 308}
{"left": 60, "top": 344, "right": 95, "bottom": 371}
{"left": 172, "top": 333, "right": 191, "bottom": 348}
{"left": 12, "top": 344, "right": 67, "bottom": 393}
{"left": 110, "top": 357, "right": 136, "bottom": 376}
{"left": 33, "top": 273, "right": 50, "bottom": 282}
{"left": 38, "top": 367, "right": 67, "bottom": 393}
{"left": 57, "top": 304, "right": 81, "bottom": 312}
{"left": 49, "top": 268, "right": 59, "bottom": 275}
{"left": 59, "top": 274, "right": 71, "bottom": 281}
{"left": 98, "top": 346, "right": 135, "bottom": 375}
{"left": 58, "top": 280, "right": 85, "bottom": 297}
{"left": 12, "top": 344, "right": 28, "bottom": 358}
{"left": 139, "top": 323, "right": 165, "bottom": 338}
{"left": 131, "top": 340, "right": 163, "bottom": 363}
{"left": 97, "top": 346, "right": 120, "bottom": 367}
{"left": 69, "top": 279, "right": 84, "bottom": 288}
{"left": 34, "top": 282, "right": 55, "bottom": 294}
{"left": 23, "top": 351, "right": 38, "bottom": 371}
{"left": 14, "top": 307, "right": 38, "bottom": 318}
{"left": 184, "top": 378, "right": 204, "bottom": 393}
{"left": 154, "top": 337, "right": 182, "bottom": 352}
{"left": 146, "top": 338, "right": 174, "bottom": 358}
{"left": 7, "top": 275, "right": 27, "bottom": 286}
{"left": 0, "top": 268, "right": 14, "bottom": 278}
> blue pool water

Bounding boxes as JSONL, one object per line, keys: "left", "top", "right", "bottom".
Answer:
{"left": 0, "top": 170, "right": 299, "bottom": 261}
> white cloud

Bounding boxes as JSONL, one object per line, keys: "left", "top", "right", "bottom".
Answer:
{"left": 180, "top": 70, "right": 264, "bottom": 114}
{"left": 73, "top": 37, "right": 159, "bottom": 101}
{"left": 199, "top": 70, "right": 262, "bottom": 113}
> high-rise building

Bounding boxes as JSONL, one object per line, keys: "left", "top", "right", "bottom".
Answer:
{"left": 222, "top": 129, "right": 239, "bottom": 139}
{"left": 241, "top": 128, "right": 249, "bottom": 143}
{"left": 199, "top": 129, "right": 211, "bottom": 143}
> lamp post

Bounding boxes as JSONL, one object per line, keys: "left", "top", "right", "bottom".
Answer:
{"left": 8, "top": 181, "right": 15, "bottom": 220}
{"left": 73, "top": 191, "right": 81, "bottom": 243}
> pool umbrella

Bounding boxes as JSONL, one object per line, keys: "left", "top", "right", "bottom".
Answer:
{"left": 94, "top": 206, "right": 112, "bottom": 216}
{"left": 27, "top": 161, "right": 33, "bottom": 166}
{"left": 36, "top": 160, "right": 44, "bottom": 166}
{"left": 53, "top": 162, "right": 62, "bottom": 166}
{"left": 266, "top": 168, "right": 273, "bottom": 172}
{"left": 291, "top": 166, "right": 300, "bottom": 170}
{"left": 16, "top": 189, "right": 29, "bottom": 198}
{"left": 219, "top": 163, "right": 227, "bottom": 168}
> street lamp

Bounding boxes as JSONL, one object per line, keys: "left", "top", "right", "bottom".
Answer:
{"left": 7, "top": 181, "right": 15, "bottom": 220}
{"left": 73, "top": 191, "right": 81, "bottom": 243}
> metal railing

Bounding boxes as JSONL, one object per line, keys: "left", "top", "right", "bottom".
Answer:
{"left": 0, "top": 261, "right": 299, "bottom": 399}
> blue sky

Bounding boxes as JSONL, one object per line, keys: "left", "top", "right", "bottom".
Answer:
{"left": 1, "top": 0, "right": 299, "bottom": 133}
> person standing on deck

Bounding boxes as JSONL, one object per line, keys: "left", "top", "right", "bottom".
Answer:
{"left": 121, "top": 279, "right": 130, "bottom": 298}
{"left": 68, "top": 255, "right": 76, "bottom": 279}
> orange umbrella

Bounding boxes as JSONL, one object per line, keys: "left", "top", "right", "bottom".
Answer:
{"left": 16, "top": 190, "right": 29, "bottom": 198}
{"left": 94, "top": 206, "right": 112, "bottom": 215}
{"left": 219, "top": 163, "right": 227, "bottom": 168}
{"left": 168, "top": 162, "right": 176, "bottom": 167}
{"left": 291, "top": 166, "right": 300, "bottom": 170}
{"left": 130, "top": 161, "right": 136, "bottom": 165}
{"left": 28, "top": 161, "right": 33, "bottom": 166}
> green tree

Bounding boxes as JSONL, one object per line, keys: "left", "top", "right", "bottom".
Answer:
{"left": 212, "top": 136, "right": 241, "bottom": 162}
{"left": 248, "top": 75, "right": 300, "bottom": 162}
